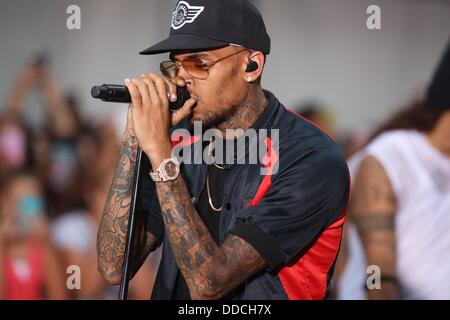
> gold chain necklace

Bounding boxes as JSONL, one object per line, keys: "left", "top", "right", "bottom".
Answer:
{"left": 208, "top": 138, "right": 225, "bottom": 170}
{"left": 206, "top": 172, "right": 222, "bottom": 212}
{"left": 207, "top": 138, "right": 224, "bottom": 212}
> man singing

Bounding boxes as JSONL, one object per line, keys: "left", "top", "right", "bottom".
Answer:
{"left": 97, "top": 0, "right": 350, "bottom": 300}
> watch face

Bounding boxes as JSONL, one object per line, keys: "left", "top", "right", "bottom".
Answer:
{"left": 164, "top": 159, "right": 179, "bottom": 178}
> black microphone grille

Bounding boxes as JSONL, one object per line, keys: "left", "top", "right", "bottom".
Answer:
{"left": 91, "top": 85, "right": 108, "bottom": 99}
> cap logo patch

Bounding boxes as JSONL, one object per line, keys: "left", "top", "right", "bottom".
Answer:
{"left": 171, "top": 1, "right": 204, "bottom": 30}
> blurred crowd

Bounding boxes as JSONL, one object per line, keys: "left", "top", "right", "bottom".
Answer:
{"left": 284, "top": 40, "right": 450, "bottom": 300}
{"left": 0, "top": 58, "right": 159, "bottom": 299}
{"left": 1, "top": 38, "right": 449, "bottom": 300}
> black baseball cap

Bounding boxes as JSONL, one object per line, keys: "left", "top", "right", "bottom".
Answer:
{"left": 139, "top": 0, "right": 271, "bottom": 55}
{"left": 427, "top": 39, "right": 450, "bottom": 111}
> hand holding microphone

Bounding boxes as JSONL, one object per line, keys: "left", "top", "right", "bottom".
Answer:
{"left": 91, "top": 84, "right": 190, "bottom": 111}
{"left": 92, "top": 73, "right": 195, "bottom": 129}
{"left": 93, "top": 74, "right": 196, "bottom": 162}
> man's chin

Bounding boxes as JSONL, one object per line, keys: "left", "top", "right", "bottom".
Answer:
{"left": 189, "top": 110, "right": 207, "bottom": 124}
{"left": 188, "top": 114, "right": 203, "bottom": 125}
{"left": 187, "top": 116, "right": 203, "bottom": 132}
{"left": 188, "top": 115, "right": 217, "bottom": 132}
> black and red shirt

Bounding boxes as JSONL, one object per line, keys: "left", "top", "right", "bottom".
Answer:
{"left": 142, "top": 90, "right": 350, "bottom": 300}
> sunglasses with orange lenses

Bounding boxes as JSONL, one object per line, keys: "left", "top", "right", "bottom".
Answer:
{"left": 160, "top": 48, "right": 248, "bottom": 80}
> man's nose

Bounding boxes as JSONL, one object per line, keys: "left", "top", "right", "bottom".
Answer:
{"left": 176, "top": 64, "right": 193, "bottom": 85}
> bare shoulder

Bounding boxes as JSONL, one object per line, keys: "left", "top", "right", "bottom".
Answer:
{"left": 351, "top": 155, "right": 396, "bottom": 212}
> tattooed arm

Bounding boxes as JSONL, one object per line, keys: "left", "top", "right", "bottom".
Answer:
{"left": 154, "top": 171, "right": 266, "bottom": 300}
{"left": 350, "top": 156, "right": 397, "bottom": 299}
{"left": 97, "top": 131, "right": 158, "bottom": 285}
{"left": 148, "top": 141, "right": 266, "bottom": 299}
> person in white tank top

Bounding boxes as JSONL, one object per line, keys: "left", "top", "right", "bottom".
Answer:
{"left": 337, "top": 40, "right": 450, "bottom": 299}
{"left": 339, "top": 129, "right": 450, "bottom": 299}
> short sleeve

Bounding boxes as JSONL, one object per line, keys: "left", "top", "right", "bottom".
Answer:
{"left": 228, "top": 147, "right": 350, "bottom": 272}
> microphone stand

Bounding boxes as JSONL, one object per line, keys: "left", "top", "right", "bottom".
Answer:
{"left": 118, "top": 148, "right": 143, "bottom": 300}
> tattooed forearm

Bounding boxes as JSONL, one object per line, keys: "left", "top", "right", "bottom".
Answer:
{"left": 97, "top": 133, "right": 155, "bottom": 284}
{"left": 155, "top": 177, "right": 266, "bottom": 300}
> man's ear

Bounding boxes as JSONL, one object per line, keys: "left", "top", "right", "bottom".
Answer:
{"left": 244, "top": 51, "right": 265, "bottom": 82}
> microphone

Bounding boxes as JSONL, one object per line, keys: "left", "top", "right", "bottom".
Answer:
{"left": 91, "top": 84, "right": 190, "bottom": 111}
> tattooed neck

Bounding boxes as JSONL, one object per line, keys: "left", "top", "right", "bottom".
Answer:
{"left": 218, "top": 87, "right": 268, "bottom": 138}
